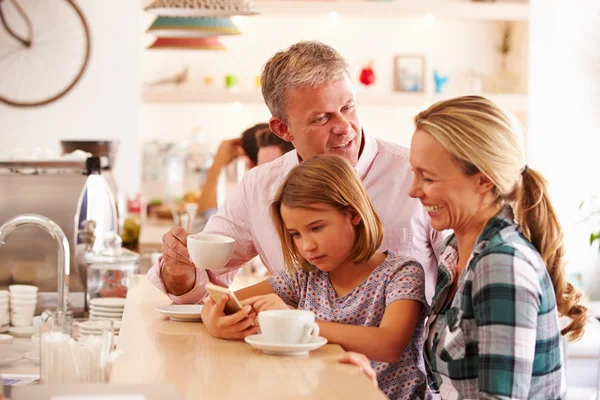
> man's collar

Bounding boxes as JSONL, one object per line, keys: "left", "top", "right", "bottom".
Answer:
{"left": 354, "top": 130, "right": 377, "bottom": 179}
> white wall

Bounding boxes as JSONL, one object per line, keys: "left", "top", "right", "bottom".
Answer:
{"left": 529, "top": 0, "right": 600, "bottom": 278}
{"left": 0, "top": 0, "right": 141, "bottom": 196}
{"left": 139, "top": 13, "right": 527, "bottom": 149}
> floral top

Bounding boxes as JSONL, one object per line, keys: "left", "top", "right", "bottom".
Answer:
{"left": 424, "top": 207, "right": 566, "bottom": 399}
{"left": 269, "top": 251, "right": 432, "bottom": 400}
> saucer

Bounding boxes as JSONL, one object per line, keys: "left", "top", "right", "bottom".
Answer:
{"left": 155, "top": 304, "right": 203, "bottom": 322}
{"left": 244, "top": 334, "right": 327, "bottom": 356}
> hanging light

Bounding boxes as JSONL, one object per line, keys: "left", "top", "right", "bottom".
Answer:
{"left": 147, "top": 16, "right": 241, "bottom": 37}
{"left": 147, "top": 36, "right": 227, "bottom": 50}
{"left": 145, "top": 0, "right": 260, "bottom": 17}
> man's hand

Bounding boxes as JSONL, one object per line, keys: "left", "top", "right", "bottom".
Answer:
{"left": 160, "top": 227, "right": 196, "bottom": 295}
{"left": 241, "top": 294, "right": 291, "bottom": 313}
{"left": 212, "top": 139, "right": 245, "bottom": 168}
{"left": 201, "top": 294, "right": 259, "bottom": 340}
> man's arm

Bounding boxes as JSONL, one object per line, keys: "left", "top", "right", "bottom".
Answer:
{"left": 146, "top": 172, "right": 259, "bottom": 304}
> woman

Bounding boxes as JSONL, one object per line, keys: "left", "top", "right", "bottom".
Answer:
{"left": 340, "top": 96, "right": 588, "bottom": 399}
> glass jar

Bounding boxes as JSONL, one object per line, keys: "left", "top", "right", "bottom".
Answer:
{"left": 81, "top": 233, "right": 140, "bottom": 309}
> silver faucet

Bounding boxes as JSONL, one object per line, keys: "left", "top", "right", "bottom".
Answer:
{"left": 0, "top": 213, "right": 70, "bottom": 314}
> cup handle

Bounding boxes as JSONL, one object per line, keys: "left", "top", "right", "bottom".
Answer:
{"left": 302, "top": 322, "right": 320, "bottom": 343}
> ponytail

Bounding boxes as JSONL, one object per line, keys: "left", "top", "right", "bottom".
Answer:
{"left": 516, "top": 168, "right": 588, "bottom": 341}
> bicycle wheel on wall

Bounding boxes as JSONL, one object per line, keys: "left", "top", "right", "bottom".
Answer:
{"left": 0, "top": 0, "right": 91, "bottom": 107}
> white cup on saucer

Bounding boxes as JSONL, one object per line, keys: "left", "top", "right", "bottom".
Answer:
{"left": 187, "top": 233, "right": 235, "bottom": 270}
{"left": 258, "top": 310, "right": 320, "bottom": 345}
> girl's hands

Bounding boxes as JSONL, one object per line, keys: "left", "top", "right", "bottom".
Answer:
{"left": 241, "top": 294, "right": 291, "bottom": 313}
{"left": 337, "top": 352, "right": 378, "bottom": 386}
{"left": 201, "top": 294, "right": 259, "bottom": 340}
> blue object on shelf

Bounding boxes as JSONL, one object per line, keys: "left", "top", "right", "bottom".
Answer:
{"left": 434, "top": 69, "right": 450, "bottom": 94}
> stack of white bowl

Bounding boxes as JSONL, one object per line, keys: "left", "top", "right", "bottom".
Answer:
{"left": 0, "top": 290, "right": 9, "bottom": 327}
{"left": 9, "top": 285, "right": 38, "bottom": 327}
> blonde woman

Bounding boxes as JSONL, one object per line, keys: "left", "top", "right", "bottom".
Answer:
{"left": 342, "top": 95, "right": 588, "bottom": 399}
{"left": 205, "top": 154, "right": 432, "bottom": 400}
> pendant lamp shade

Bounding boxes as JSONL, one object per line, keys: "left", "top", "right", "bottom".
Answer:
{"left": 147, "top": 36, "right": 227, "bottom": 50}
{"left": 145, "top": 0, "right": 260, "bottom": 17}
{"left": 147, "top": 16, "right": 241, "bottom": 37}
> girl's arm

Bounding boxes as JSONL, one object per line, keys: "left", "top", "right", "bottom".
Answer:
{"left": 201, "top": 280, "right": 274, "bottom": 340}
{"left": 235, "top": 279, "right": 275, "bottom": 300}
{"left": 318, "top": 300, "right": 422, "bottom": 364}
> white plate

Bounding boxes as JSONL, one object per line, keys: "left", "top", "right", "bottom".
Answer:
{"left": 244, "top": 334, "right": 327, "bottom": 356}
{"left": 0, "top": 348, "right": 23, "bottom": 366}
{"left": 90, "top": 312, "right": 123, "bottom": 318}
{"left": 9, "top": 326, "right": 35, "bottom": 337}
{"left": 155, "top": 304, "right": 203, "bottom": 322}
{"left": 90, "top": 315, "right": 123, "bottom": 321}
{"left": 89, "top": 305, "right": 124, "bottom": 312}
{"left": 79, "top": 320, "right": 115, "bottom": 331}
{"left": 90, "top": 307, "right": 123, "bottom": 317}
{"left": 89, "top": 297, "right": 126, "bottom": 308}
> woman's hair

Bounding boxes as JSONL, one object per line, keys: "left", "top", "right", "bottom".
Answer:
{"left": 414, "top": 95, "right": 587, "bottom": 341}
{"left": 270, "top": 154, "right": 383, "bottom": 274}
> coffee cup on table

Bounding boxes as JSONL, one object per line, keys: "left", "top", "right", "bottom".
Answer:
{"left": 258, "top": 310, "right": 320, "bottom": 345}
{"left": 187, "top": 233, "right": 235, "bottom": 270}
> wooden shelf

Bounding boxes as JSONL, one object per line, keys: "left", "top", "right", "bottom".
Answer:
{"left": 143, "top": 89, "right": 529, "bottom": 111}
{"left": 253, "top": 0, "right": 530, "bottom": 21}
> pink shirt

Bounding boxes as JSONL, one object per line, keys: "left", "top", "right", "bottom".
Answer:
{"left": 147, "top": 132, "right": 444, "bottom": 304}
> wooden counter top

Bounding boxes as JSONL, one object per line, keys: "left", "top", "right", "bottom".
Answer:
{"left": 110, "top": 275, "right": 386, "bottom": 400}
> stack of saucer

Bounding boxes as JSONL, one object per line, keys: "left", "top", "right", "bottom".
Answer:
{"left": 78, "top": 319, "right": 121, "bottom": 340}
{"left": 88, "top": 297, "right": 125, "bottom": 333}
{"left": 9, "top": 285, "right": 38, "bottom": 327}
{"left": 0, "top": 290, "right": 9, "bottom": 328}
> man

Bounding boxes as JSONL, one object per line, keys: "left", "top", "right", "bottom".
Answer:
{"left": 148, "top": 41, "right": 442, "bottom": 324}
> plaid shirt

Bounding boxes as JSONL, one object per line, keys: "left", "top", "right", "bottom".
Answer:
{"left": 424, "top": 207, "right": 566, "bottom": 399}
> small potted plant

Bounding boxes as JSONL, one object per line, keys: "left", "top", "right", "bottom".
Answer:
{"left": 579, "top": 197, "right": 600, "bottom": 300}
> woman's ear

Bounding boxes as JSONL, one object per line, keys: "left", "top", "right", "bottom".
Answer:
{"left": 476, "top": 173, "right": 495, "bottom": 194}
{"left": 351, "top": 213, "right": 362, "bottom": 226}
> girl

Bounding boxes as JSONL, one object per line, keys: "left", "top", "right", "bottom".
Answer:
{"left": 204, "top": 154, "right": 432, "bottom": 400}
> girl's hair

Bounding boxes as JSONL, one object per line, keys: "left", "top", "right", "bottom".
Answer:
{"left": 414, "top": 95, "right": 587, "bottom": 341}
{"left": 270, "top": 154, "right": 383, "bottom": 274}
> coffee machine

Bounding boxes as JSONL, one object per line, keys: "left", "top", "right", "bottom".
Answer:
{"left": 0, "top": 157, "right": 121, "bottom": 315}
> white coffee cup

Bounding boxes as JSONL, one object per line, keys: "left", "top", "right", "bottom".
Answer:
{"left": 187, "top": 233, "right": 235, "bottom": 270}
{"left": 258, "top": 310, "right": 320, "bottom": 345}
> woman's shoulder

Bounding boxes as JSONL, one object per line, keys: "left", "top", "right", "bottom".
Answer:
{"left": 479, "top": 223, "right": 544, "bottom": 268}
{"left": 470, "top": 224, "right": 547, "bottom": 295}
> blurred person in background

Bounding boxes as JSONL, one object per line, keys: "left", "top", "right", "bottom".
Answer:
{"left": 192, "top": 124, "right": 294, "bottom": 233}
